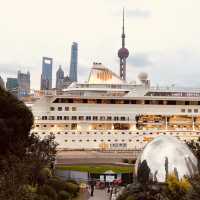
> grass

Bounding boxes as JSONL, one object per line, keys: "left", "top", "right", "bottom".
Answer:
{"left": 56, "top": 165, "right": 134, "bottom": 174}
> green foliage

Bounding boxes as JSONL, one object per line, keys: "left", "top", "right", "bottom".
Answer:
{"left": 126, "top": 196, "right": 135, "bottom": 200}
{"left": 56, "top": 164, "right": 133, "bottom": 173}
{"left": 65, "top": 182, "right": 79, "bottom": 197}
{"left": 57, "top": 190, "right": 71, "bottom": 200}
{"left": 165, "top": 174, "right": 191, "bottom": 199}
{"left": 137, "top": 160, "right": 150, "bottom": 186}
{"left": 37, "top": 185, "right": 57, "bottom": 200}
{"left": 0, "top": 88, "right": 57, "bottom": 199}
{"left": 47, "top": 177, "right": 66, "bottom": 193}
{"left": 0, "top": 87, "right": 33, "bottom": 158}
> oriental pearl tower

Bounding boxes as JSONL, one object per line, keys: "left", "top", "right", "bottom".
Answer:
{"left": 118, "top": 8, "right": 129, "bottom": 81}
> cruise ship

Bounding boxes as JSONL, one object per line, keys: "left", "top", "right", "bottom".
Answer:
{"left": 31, "top": 11, "right": 200, "bottom": 151}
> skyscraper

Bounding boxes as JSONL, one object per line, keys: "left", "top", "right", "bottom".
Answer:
{"left": 0, "top": 76, "right": 5, "bottom": 89}
{"left": 41, "top": 57, "right": 53, "bottom": 90}
{"left": 6, "top": 78, "right": 18, "bottom": 90}
{"left": 118, "top": 9, "right": 129, "bottom": 81}
{"left": 56, "top": 65, "right": 64, "bottom": 89}
{"left": 6, "top": 77, "right": 18, "bottom": 96}
{"left": 69, "top": 42, "right": 78, "bottom": 82}
{"left": 17, "top": 70, "right": 30, "bottom": 97}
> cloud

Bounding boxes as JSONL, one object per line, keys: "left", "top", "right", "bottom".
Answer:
{"left": 0, "top": 63, "right": 19, "bottom": 76}
{"left": 126, "top": 8, "right": 151, "bottom": 18}
{"left": 128, "top": 53, "right": 152, "bottom": 67}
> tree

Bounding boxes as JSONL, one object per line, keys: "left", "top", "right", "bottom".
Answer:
{"left": 137, "top": 160, "right": 150, "bottom": 187}
{"left": 0, "top": 87, "right": 57, "bottom": 199}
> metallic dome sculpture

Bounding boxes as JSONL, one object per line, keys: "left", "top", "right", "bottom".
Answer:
{"left": 136, "top": 135, "right": 198, "bottom": 182}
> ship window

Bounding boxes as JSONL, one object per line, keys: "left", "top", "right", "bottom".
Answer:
{"left": 97, "top": 99, "right": 102, "bottom": 104}
{"left": 72, "top": 107, "right": 76, "bottom": 111}
{"left": 129, "top": 139, "right": 132, "bottom": 142}
{"left": 86, "top": 139, "right": 89, "bottom": 142}
{"left": 72, "top": 140, "right": 75, "bottom": 142}
{"left": 71, "top": 123, "right": 77, "bottom": 130}
{"left": 58, "top": 107, "right": 62, "bottom": 111}
{"left": 65, "top": 139, "right": 68, "bottom": 142}
{"left": 49, "top": 116, "right": 55, "bottom": 120}
{"left": 57, "top": 132, "right": 60, "bottom": 134}
{"left": 101, "top": 140, "right": 104, "bottom": 142}
{"left": 100, "top": 116, "right": 105, "bottom": 121}
{"left": 145, "top": 100, "right": 150, "bottom": 104}
{"left": 94, "top": 139, "right": 97, "bottom": 142}
{"left": 108, "top": 139, "right": 111, "bottom": 142}
{"left": 36, "top": 124, "right": 39, "bottom": 127}
{"left": 64, "top": 116, "right": 69, "bottom": 120}
{"left": 79, "top": 140, "right": 82, "bottom": 142}
{"left": 57, "top": 116, "right": 62, "bottom": 120}
{"left": 34, "top": 132, "right": 38, "bottom": 134}
{"left": 108, "top": 132, "right": 111, "bottom": 134}
{"left": 42, "top": 132, "right": 45, "bottom": 134}
{"left": 114, "top": 116, "right": 119, "bottom": 121}
{"left": 65, "top": 132, "right": 68, "bottom": 134}
{"left": 131, "top": 100, "right": 136, "bottom": 104}
{"left": 83, "top": 99, "right": 88, "bottom": 103}
{"left": 43, "top": 125, "right": 47, "bottom": 127}
{"left": 79, "top": 116, "right": 84, "bottom": 120}
{"left": 87, "top": 132, "right": 90, "bottom": 134}
{"left": 121, "top": 132, "right": 125, "bottom": 134}
{"left": 86, "top": 116, "right": 91, "bottom": 120}
{"left": 115, "top": 139, "right": 118, "bottom": 142}
{"left": 121, "top": 117, "right": 126, "bottom": 121}
{"left": 50, "top": 107, "right": 55, "bottom": 111}
{"left": 124, "top": 100, "right": 130, "bottom": 104}
{"left": 65, "top": 125, "right": 68, "bottom": 127}
{"left": 42, "top": 116, "right": 47, "bottom": 120}
{"left": 181, "top": 109, "right": 185, "bottom": 113}
{"left": 65, "top": 107, "right": 69, "bottom": 111}
{"left": 188, "top": 109, "right": 192, "bottom": 113}
{"left": 93, "top": 116, "right": 98, "bottom": 120}
{"left": 194, "top": 109, "right": 198, "bottom": 113}
{"left": 72, "top": 116, "right": 77, "bottom": 120}
{"left": 121, "top": 139, "right": 125, "bottom": 142}
{"left": 129, "top": 132, "right": 132, "bottom": 134}
{"left": 167, "top": 101, "right": 176, "bottom": 105}
{"left": 107, "top": 116, "right": 112, "bottom": 121}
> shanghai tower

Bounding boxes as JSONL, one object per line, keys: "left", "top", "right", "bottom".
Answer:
{"left": 69, "top": 42, "right": 78, "bottom": 82}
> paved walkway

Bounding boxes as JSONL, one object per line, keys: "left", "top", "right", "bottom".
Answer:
{"left": 88, "top": 189, "right": 111, "bottom": 200}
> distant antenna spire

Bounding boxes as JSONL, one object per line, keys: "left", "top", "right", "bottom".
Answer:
{"left": 122, "top": 8, "right": 125, "bottom": 48}
{"left": 118, "top": 8, "right": 129, "bottom": 81}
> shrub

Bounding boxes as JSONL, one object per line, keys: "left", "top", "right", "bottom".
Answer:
{"left": 126, "top": 196, "right": 135, "bottom": 200}
{"left": 47, "top": 177, "right": 65, "bottom": 192}
{"left": 66, "top": 179, "right": 78, "bottom": 185}
{"left": 57, "top": 190, "right": 71, "bottom": 200}
{"left": 65, "top": 182, "right": 79, "bottom": 197}
{"left": 37, "top": 185, "right": 57, "bottom": 200}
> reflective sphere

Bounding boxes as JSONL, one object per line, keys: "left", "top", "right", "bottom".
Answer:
{"left": 136, "top": 135, "right": 198, "bottom": 182}
{"left": 118, "top": 47, "right": 129, "bottom": 58}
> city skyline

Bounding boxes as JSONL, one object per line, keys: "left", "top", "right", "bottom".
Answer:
{"left": 1, "top": 0, "right": 200, "bottom": 89}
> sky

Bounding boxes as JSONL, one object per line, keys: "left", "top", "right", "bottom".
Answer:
{"left": 1, "top": 0, "right": 200, "bottom": 89}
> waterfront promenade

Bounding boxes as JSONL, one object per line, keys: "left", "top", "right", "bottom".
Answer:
{"left": 56, "top": 150, "right": 140, "bottom": 165}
